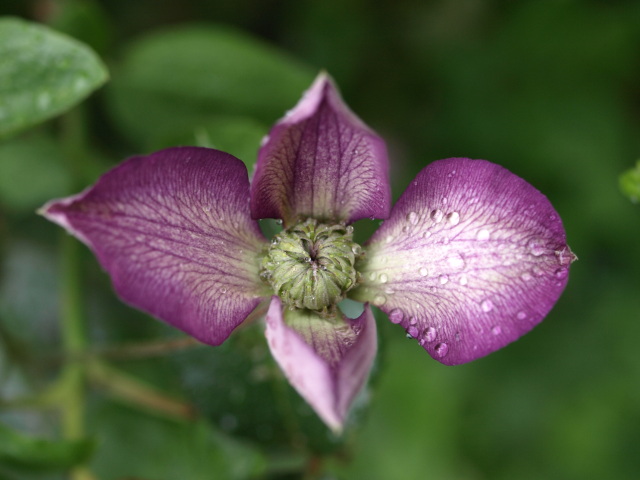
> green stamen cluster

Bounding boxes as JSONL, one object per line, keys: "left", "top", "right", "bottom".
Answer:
{"left": 261, "top": 218, "right": 362, "bottom": 312}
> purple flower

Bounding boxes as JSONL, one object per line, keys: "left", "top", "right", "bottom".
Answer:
{"left": 41, "top": 73, "right": 575, "bottom": 432}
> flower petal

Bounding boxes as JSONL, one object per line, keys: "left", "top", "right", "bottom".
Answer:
{"left": 42, "top": 147, "right": 268, "bottom": 345}
{"left": 250, "top": 73, "right": 391, "bottom": 225}
{"left": 351, "top": 158, "right": 575, "bottom": 366}
{"left": 264, "top": 297, "right": 377, "bottom": 432}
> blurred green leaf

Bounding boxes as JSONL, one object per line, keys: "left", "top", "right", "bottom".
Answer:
{"left": 620, "top": 160, "right": 640, "bottom": 204}
{"left": 0, "top": 17, "right": 108, "bottom": 140}
{"left": 0, "top": 134, "right": 71, "bottom": 212}
{"left": 89, "top": 402, "right": 266, "bottom": 480}
{"left": 166, "top": 115, "right": 267, "bottom": 171}
{"left": 0, "top": 423, "right": 93, "bottom": 471}
{"left": 106, "top": 24, "right": 314, "bottom": 150}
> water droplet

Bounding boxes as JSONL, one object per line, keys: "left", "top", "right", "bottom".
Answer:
{"left": 423, "top": 327, "right": 436, "bottom": 342}
{"left": 389, "top": 308, "right": 404, "bottom": 324}
{"left": 408, "top": 326, "right": 419, "bottom": 338}
{"left": 476, "top": 229, "right": 490, "bottom": 241}
{"left": 491, "top": 326, "right": 502, "bottom": 335}
{"left": 439, "top": 274, "right": 449, "bottom": 285}
{"left": 407, "top": 211, "right": 419, "bottom": 225}
{"left": 346, "top": 225, "right": 354, "bottom": 234}
{"left": 409, "top": 317, "right": 418, "bottom": 325}
{"left": 481, "top": 299, "right": 494, "bottom": 312}
{"left": 532, "top": 266, "right": 544, "bottom": 276}
{"left": 459, "top": 274, "right": 468, "bottom": 286}
{"left": 430, "top": 209, "right": 444, "bottom": 223}
{"left": 554, "top": 267, "right": 568, "bottom": 279}
{"left": 434, "top": 342, "right": 449, "bottom": 357}
{"left": 447, "top": 253, "right": 465, "bottom": 270}
{"left": 423, "top": 231, "right": 432, "bottom": 239}
{"left": 442, "top": 197, "right": 448, "bottom": 205}
{"left": 517, "top": 311, "right": 527, "bottom": 320}
{"left": 368, "top": 272, "right": 377, "bottom": 281}
{"left": 379, "top": 273, "right": 389, "bottom": 283}
{"left": 374, "top": 294, "right": 386, "bottom": 306}
{"left": 419, "top": 267, "right": 429, "bottom": 277}
{"left": 221, "top": 287, "right": 227, "bottom": 294}
{"left": 527, "top": 238, "right": 545, "bottom": 256}
{"left": 446, "top": 211, "right": 460, "bottom": 225}
{"left": 385, "top": 234, "right": 394, "bottom": 244}
{"left": 521, "top": 272, "right": 533, "bottom": 281}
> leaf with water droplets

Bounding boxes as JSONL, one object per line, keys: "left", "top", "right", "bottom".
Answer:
{"left": 0, "top": 17, "right": 108, "bottom": 139}
{"left": 351, "top": 158, "right": 575, "bottom": 365}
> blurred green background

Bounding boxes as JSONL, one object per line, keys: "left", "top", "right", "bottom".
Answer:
{"left": 1, "top": 0, "right": 640, "bottom": 479}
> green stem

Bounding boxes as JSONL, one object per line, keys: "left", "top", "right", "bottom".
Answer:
{"left": 60, "top": 232, "right": 86, "bottom": 439}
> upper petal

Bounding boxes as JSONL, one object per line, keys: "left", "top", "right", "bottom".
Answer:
{"left": 250, "top": 73, "right": 391, "bottom": 225}
{"left": 264, "top": 297, "right": 377, "bottom": 432}
{"left": 42, "top": 147, "right": 268, "bottom": 345}
{"left": 351, "top": 158, "right": 575, "bottom": 366}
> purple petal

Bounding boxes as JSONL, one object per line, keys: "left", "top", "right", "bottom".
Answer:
{"left": 250, "top": 73, "right": 391, "bottom": 225}
{"left": 264, "top": 296, "right": 377, "bottom": 431}
{"left": 351, "top": 158, "right": 575, "bottom": 366}
{"left": 42, "top": 147, "right": 268, "bottom": 345}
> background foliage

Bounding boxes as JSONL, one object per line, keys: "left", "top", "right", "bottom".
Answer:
{"left": 1, "top": 1, "right": 640, "bottom": 479}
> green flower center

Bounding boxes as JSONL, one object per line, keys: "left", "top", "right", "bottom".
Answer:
{"left": 260, "top": 219, "right": 362, "bottom": 312}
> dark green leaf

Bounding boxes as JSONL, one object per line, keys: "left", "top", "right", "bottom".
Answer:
{"left": 0, "top": 17, "right": 108, "bottom": 140}
{"left": 0, "top": 423, "right": 93, "bottom": 471}
{"left": 106, "top": 25, "right": 314, "bottom": 150}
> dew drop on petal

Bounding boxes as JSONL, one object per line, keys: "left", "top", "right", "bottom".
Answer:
{"left": 521, "top": 272, "right": 533, "bottom": 282}
{"left": 379, "top": 273, "right": 389, "bottom": 283}
{"left": 481, "top": 299, "right": 494, "bottom": 312}
{"left": 423, "top": 231, "right": 432, "bottom": 239}
{"left": 408, "top": 326, "right": 419, "bottom": 338}
{"left": 368, "top": 272, "right": 377, "bottom": 281}
{"left": 476, "top": 229, "right": 490, "bottom": 241}
{"left": 419, "top": 267, "right": 429, "bottom": 277}
{"left": 409, "top": 317, "right": 418, "bottom": 325}
{"left": 434, "top": 342, "right": 449, "bottom": 358}
{"left": 517, "top": 311, "right": 527, "bottom": 320}
{"left": 431, "top": 209, "right": 444, "bottom": 223}
{"left": 447, "top": 253, "right": 465, "bottom": 270}
{"left": 385, "top": 234, "right": 394, "bottom": 244}
{"left": 491, "top": 326, "right": 502, "bottom": 335}
{"left": 555, "top": 267, "right": 568, "bottom": 279}
{"left": 439, "top": 274, "right": 449, "bottom": 285}
{"left": 389, "top": 308, "right": 404, "bottom": 324}
{"left": 423, "top": 326, "right": 437, "bottom": 342}
{"left": 407, "top": 211, "right": 419, "bottom": 225}
{"left": 446, "top": 211, "right": 460, "bottom": 225}
{"left": 374, "top": 294, "right": 387, "bottom": 306}
{"left": 527, "top": 238, "right": 546, "bottom": 256}
{"left": 459, "top": 274, "right": 468, "bottom": 286}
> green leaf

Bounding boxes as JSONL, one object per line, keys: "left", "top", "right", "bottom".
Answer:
{"left": 167, "top": 115, "right": 267, "bottom": 172}
{"left": 0, "top": 17, "right": 108, "bottom": 140}
{"left": 89, "top": 403, "right": 266, "bottom": 480}
{"left": 620, "top": 160, "right": 640, "bottom": 204}
{"left": 106, "top": 24, "right": 315, "bottom": 150}
{"left": 0, "top": 423, "right": 93, "bottom": 471}
{"left": 0, "top": 134, "right": 71, "bottom": 212}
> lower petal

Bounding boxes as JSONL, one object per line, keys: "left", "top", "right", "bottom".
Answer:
{"left": 42, "top": 147, "right": 268, "bottom": 346}
{"left": 351, "top": 158, "right": 575, "bottom": 365}
{"left": 264, "top": 297, "right": 377, "bottom": 432}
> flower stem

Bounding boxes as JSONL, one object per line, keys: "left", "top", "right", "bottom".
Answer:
{"left": 60, "top": 233, "right": 86, "bottom": 439}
